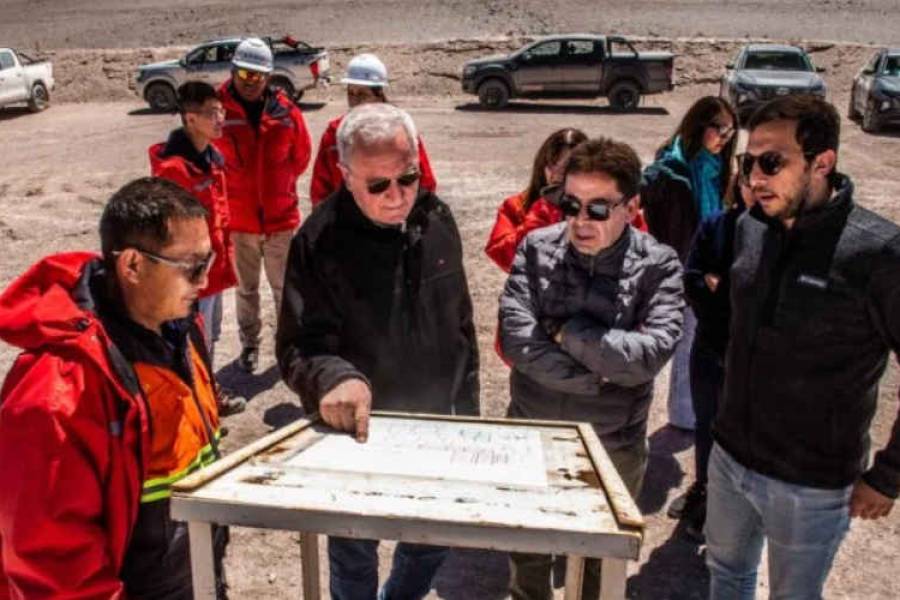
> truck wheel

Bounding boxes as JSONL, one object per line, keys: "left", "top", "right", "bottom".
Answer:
{"left": 477, "top": 79, "right": 509, "bottom": 109}
{"left": 862, "top": 98, "right": 881, "bottom": 133}
{"left": 608, "top": 81, "right": 641, "bottom": 112}
{"left": 270, "top": 77, "right": 296, "bottom": 100}
{"left": 145, "top": 82, "right": 177, "bottom": 113}
{"left": 28, "top": 82, "right": 49, "bottom": 112}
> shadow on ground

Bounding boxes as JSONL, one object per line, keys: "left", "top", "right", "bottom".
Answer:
{"left": 455, "top": 102, "right": 669, "bottom": 116}
{"left": 639, "top": 425, "right": 693, "bottom": 516}
{"left": 628, "top": 531, "right": 709, "bottom": 599}
{"left": 217, "top": 363, "right": 281, "bottom": 402}
{"left": 0, "top": 106, "right": 35, "bottom": 121}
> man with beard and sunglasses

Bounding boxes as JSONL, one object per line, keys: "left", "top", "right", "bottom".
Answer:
{"left": 706, "top": 95, "right": 900, "bottom": 599}
{"left": 217, "top": 37, "right": 311, "bottom": 375}
{"left": 0, "top": 178, "right": 229, "bottom": 598}
{"left": 276, "top": 102, "right": 479, "bottom": 600}
{"left": 499, "top": 138, "right": 684, "bottom": 600}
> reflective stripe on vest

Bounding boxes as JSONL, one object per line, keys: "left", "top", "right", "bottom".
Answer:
{"left": 140, "top": 431, "right": 220, "bottom": 503}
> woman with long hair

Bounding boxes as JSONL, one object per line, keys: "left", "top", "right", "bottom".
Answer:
{"left": 641, "top": 95, "right": 737, "bottom": 435}
{"left": 485, "top": 127, "right": 587, "bottom": 272}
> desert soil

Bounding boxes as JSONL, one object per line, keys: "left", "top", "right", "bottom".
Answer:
{"left": 1, "top": 2, "right": 899, "bottom": 599}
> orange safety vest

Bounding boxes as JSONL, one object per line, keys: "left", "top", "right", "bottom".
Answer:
{"left": 133, "top": 340, "right": 220, "bottom": 503}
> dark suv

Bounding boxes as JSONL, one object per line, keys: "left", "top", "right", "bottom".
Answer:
{"left": 849, "top": 48, "right": 900, "bottom": 133}
{"left": 720, "top": 44, "right": 826, "bottom": 119}
{"left": 461, "top": 34, "right": 674, "bottom": 111}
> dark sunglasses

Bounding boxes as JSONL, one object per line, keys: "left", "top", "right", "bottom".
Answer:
{"left": 737, "top": 150, "right": 821, "bottom": 182}
{"left": 559, "top": 194, "right": 626, "bottom": 221}
{"left": 365, "top": 169, "right": 421, "bottom": 195}
{"left": 137, "top": 248, "right": 216, "bottom": 284}
{"left": 235, "top": 68, "right": 266, "bottom": 83}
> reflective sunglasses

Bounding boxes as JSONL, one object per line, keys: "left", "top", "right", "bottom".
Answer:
{"left": 559, "top": 194, "right": 626, "bottom": 221}
{"left": 364, "top": 169, "right": 421, "bottom": 195}
{"left": 189, "top": 107, "right": 226, "bottom": 120}
{"left": 135, "top": 248, "right": 216, "bottom": 284}
{"left": 709, "top": 122, "right": 736, "bottom": 140}
{"left": 235, "top": 68, "right": 266, "bottom": 83}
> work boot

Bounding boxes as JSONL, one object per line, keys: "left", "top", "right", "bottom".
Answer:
{"left": 237, "top": 346, "right": 259, "bottom": 374}
{"left": 667, "top": 481, "right": 706, "bottom": 519}
{"left": 217, "top": 385, "right": 247, "bottom": 417}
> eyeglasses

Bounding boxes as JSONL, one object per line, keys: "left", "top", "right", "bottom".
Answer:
{"left": 362, "top": 168, "right": 421, "bottom": 195}
{"left": 559, "top": 194, "right": 627, "bottom": 221}
{"left": 123, "top": 248, "right": 216, "bottom": 284}
{"left": 235, "top": 68, "right": 266, "bottom": 83}
{"left": 708, "top": 122, "right": 736, "bottom": 140}
{"left": 736, "top": 151, "right": 817, "bottom": 182}
{"left": 189, "top": 107, "right": 226, "bottom": 119}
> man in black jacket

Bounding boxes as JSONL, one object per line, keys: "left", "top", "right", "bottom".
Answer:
{"left": 276, "top": 102, "right": 479, "bottom": 600}
{"left": 707, "top": 95, "right": 899, "bottom": 599}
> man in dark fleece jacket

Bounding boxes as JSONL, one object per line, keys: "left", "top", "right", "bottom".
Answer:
{"left": 500, "top": 137, "right": 684, "bottom": 600}
{"left": 276, "top": 103, "right": 479, "bottom": 600}
{"left": 706, "top": 95, "right": 900, "bottom": 600}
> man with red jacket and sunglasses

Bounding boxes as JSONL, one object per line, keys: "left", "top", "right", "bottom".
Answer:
{"left": 217, "top": 37, "right": 312, "bottom": 374}
{"left": 150, "top": 81, "right": 245, "bottom": 416}
{"left": 0, "top": 178, "right": 228, "bottom": 599}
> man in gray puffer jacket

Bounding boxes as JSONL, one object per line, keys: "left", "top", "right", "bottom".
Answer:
{"left": 500, "top": 137, "right": 684, "bottom": 600}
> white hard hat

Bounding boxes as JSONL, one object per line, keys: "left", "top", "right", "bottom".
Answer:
{"left": 232, "top": 38, "right": 274, "bottom": 73}
{"left": 341, "top": 53, "right": 389, "bottom": 87}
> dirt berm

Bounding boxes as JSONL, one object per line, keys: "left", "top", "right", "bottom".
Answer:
{"left": 42, "top": 36, "right": 878, "bottom": 105}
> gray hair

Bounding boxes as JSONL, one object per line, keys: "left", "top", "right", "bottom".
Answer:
{"left": 336, "top": 103, "right": 419, "bottom": 165}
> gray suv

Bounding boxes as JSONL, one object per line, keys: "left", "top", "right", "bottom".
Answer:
{"left": 136, "top": 35, "right": 330, "bottom": 111}
{"left": 848, "top": 48, "right": 900, "bottom": 133}
{"left": 720, "top": 44, "right": 826, "bottom": 119}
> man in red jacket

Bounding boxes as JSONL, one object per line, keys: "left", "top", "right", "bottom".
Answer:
{"left": 217, "top": 38, "right": 312, "bottom": 373}
{"left": 0, "top": 178, "right": 227, "bottom": 598}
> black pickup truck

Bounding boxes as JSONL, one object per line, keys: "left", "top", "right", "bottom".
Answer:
{"left": 461, "top": 34, "right": 675, "bottom": 110}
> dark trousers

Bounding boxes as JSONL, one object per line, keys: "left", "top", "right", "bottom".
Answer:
{"left": 689, "top": 338, "right": 724, "bottom": 484}
{"left": 328, "top": 536, "right": 448, "bottom": 600}
{"left": 508, "top": 439, "right": 648, "bottom": 600}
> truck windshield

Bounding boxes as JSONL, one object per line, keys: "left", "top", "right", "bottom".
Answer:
{"left": 884, "top": 56, "right": 900, "bottom": 76}
{"left": 744, "top": 52, "right": 812, "bottom": 72}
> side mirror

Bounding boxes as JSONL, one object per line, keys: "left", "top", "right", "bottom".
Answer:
{"left": 725, "top": 63, "right": 735, "bottom": 70}
{"left": 863, "top": 67, "right": 875, "bottom": 75}
{"left": 179, "top": 57, "right": 187, "bottom": 67}
{"left": 816, "top": 66, "right": 826, "bottom": 73}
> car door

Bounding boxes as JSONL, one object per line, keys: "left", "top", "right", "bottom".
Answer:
{"left": 209, "top": 43, "right": 239, "bottom": 87}
{"left": 512, "top": 40, "right": 564, "bottom": 93}
{"left": 182, "top": 45, "right": 220, "bottom": 84}
{"left": 559, "top": 39, "right": 603, "bottom": 94}
{"left": 0, "top": 50, "right": 26, "bottom": 104}
{"left": 858, "top": 52, "right": 882, "bottom": 109}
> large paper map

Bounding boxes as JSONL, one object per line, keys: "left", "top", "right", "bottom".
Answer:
{"left": 286, "top": 418, "right": 548, "bottom": 488}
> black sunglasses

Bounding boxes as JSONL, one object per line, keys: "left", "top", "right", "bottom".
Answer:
{"left": 558, "top": 194, "right": 626, "bottom": 221}
{"left": 365, "top": 169, "right": 421, "bottom": 195}
{"left": 737, "top": 150, "right": 819, "bottom": 183}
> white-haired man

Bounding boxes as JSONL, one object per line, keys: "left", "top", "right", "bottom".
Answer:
{"left": 276, "top": 103, "right": 480, "bottom": 599}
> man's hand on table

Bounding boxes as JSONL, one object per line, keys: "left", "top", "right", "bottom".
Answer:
{"left": 319, "top": 379, "right": 372, "bottom": 443}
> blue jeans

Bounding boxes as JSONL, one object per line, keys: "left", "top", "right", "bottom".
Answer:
{"left": 668, "top": 306, "right": 697, "bottom": 429}
{"left": 328, "top": 536, "right": 448, "bottom": 600}
{"left": 705, "top": 443, "right": 851, "bottom": 600}
{"left": 689, "top": 339, "right": 724, "bottom": 484}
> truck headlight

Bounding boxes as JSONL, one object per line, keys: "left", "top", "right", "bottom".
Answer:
{"left": 463, "top": 65, "right": 477, "bottom": 78}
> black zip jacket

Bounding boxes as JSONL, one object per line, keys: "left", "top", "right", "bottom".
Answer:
{"left": 683, "top": 201, "right": 746, "bottom": 357}
{"left": 641, "top": 149, "right": 699, "bottom": 261}
{"left": 714, "top": 175, "right": 900, "bottom": 498}
{"left": 276, "top": 187, "right": 480, "bottom": 416}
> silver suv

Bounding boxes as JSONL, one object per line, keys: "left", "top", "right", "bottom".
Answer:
{"left": 136, "top": 35, "right": 330, "bottom": 111}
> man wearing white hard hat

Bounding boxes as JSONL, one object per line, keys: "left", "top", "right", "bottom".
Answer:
{"left": 309, "top": 53, "right": 437, "bottom": 206}
{"left": 216, "top": 37, "right": 312, "bottom": 374}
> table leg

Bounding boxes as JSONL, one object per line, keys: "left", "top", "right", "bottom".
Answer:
{"left": 188, "top": 521, "right": 217, "bottom": 600}
{"left": 300, "top": 532, "right": 321, "bottom": 600}
{"left": 600, "top": 558, "right": 627, "bottom": 600}
{"left": 564, "top": 554, "right": 585, "bottom": 600}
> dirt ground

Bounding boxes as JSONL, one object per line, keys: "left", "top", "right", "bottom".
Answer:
{"left": 1, "top": 79, "right": 899, "bottom": 598}
{"left": 2, "top": 0, "right": 900, "bottom": 49}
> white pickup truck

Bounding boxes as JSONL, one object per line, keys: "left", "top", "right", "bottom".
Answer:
{"left": 0, "top": 48, "right": 54, "bottom": 112}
